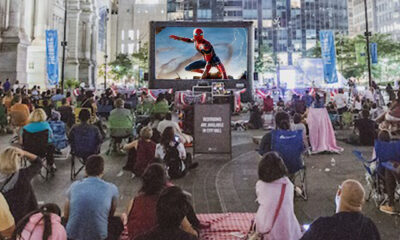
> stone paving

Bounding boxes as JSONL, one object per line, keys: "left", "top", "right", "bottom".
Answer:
{"left": 0, "top": 127, "right": 399, "bottom": 239}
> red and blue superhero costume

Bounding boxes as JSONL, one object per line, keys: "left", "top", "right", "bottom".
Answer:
{"left": 169, "top": 28, "right": 228, "bottom": 79}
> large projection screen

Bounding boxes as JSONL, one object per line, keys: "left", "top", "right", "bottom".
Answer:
{"left": 149, "top": 21, "right": 254, "bottom": 101}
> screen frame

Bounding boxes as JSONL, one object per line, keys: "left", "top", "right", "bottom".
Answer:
{"left": 149, "top": 21, "right": 254, "bottom": 101}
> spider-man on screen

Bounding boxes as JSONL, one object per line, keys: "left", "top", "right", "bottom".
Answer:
{"left": 169, "top": 28, "right": 228, "bottom": 79}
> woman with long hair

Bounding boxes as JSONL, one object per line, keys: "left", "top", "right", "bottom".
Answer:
{"left": 12, "top": 203, "right": 66, "bottom": 240}
{"left": 255, "top": 152, "right": 302, "bottom": 240}
{"left": 125, "top": 164, "right": 201, "bottom": 239}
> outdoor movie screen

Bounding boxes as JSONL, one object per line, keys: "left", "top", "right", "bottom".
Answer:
{"left": 155, "top": 26, "right": 248, "bottom": 80}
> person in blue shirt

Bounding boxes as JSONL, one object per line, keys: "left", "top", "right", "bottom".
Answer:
{"left": 51, "top": 89, "right": 65, "bottom": 104}
{"left": 64, "top": 155, "right": 123, "bottom": 240}
{"left": 22, "top": 108, "right": 56, "bottom": 170}
{"left": 3, "top": 79, "right": 10, "bottom": 92}
{"left": 302, "top": 90, "right": 314, "bottom": 108}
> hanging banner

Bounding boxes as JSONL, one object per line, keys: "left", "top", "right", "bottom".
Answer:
{"left": 46, "top": 30, "right": 59, "bottom": 86}
{"left": 370, "top": 42, "right": 378, "bottom": 64}
{"left": 355, "top": 43, "right": 366, "bottom": 64}
{"left": 319, "top": 30, "right": 338, "bottom": 84}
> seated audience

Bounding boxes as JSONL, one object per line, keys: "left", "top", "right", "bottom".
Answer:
{"left": 64, "top": 155, "right": 123, "bottom": 240}
{"left": 247, "top": 105, "right": 264, "bottom": 130}
{"left": 22, "top": 109, "right": 55, "bottom": 170}
{"left": 3, "top": 91, "right": 13, "bottom": 111}
{"left": 255, "top": 152, "right": 302, "bottom": 240}
{"left": 51, "top": 89, "right": 65, "bottom": 103}
{"left": 0, "top": 192, "right": 15, "bottom": 239}
{"left": 13, "top": 203, "right": 67, "bottom": 240}
{"left": 49, "top": 111, "right": 69, "bottom": 152}
{"left": 42, "top": 99, "right": 53, "bottom": 119}
{"left": 155, "top": 127, "right": 198, "bottom": 178}
{"left": 68, "top": 109, "right": 103, "bottom": 160}
{"left": 258, "top": 111, "right": 291, "bottom": 155}
{"left": 0, "top": 147, "right": 40, "bottom": 223}
{"left": 263, "top": 95, "right": 274, "bottom": 113}
{"left": 354, "top": 110, "right": 376, "bottom": 146}
{"left": 292, "top": 113, "right": 308, "bottom": 148}
{"left": 157, "top": 113, "right": 192, "bottom": 144}
{"left": 135, "top": 186, "right": 198, "bottom": 240}
{"left": 57, "top": 98, "right": 75, "bottom": 129}
{"left": 378, "top": 130, "right": 399, "bottom": 215}
{"left": 109, "top": 98, "right": 134, "bottom": 152}
{"left": 151, "top": 94, "right": 170, "bottom": 116}
{"left": 126, "top": 164, "right": 201, "bottom": 240}
{"left": 122, "top": 127, "right": 156, "bottom": 178}
{"left": 301, "top": 179, "right": 381, "bottom": 240}
{"left": 302, "top": 90, "right": 314, "bottom": 108}
{"left": 9, "top": 95, "right": 30, "bottom": 129}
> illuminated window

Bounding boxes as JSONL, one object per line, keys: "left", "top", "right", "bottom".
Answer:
{"left": 121, "top": 30, "right": 125, "bottom": 41}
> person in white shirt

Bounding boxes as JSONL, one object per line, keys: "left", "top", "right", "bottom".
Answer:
{"left": 353, "top": 95, "right": 362, "bottom": 113}
{"left": 157, "top": 113, "right": 193, "bottom": 144}
{"left": 333, "top": 89, "right": 348, "bottom": 114}
{"left": 155, "top": 127, "right": 198, "bottom": 172}
{"left": 12, "top": 80, "right": 20, "bottom": 92}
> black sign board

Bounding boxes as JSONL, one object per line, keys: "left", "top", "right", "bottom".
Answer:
{"left": 194, "top": 104, "right": 232, "bottom": 155}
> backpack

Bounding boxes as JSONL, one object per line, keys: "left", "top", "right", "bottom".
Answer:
{"left": 164, "top": 142, "right": 186, "bottom": 179}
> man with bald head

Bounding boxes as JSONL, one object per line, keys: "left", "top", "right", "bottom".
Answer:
{"left": 301, "top": 179, "right": 381, "bottom": 240}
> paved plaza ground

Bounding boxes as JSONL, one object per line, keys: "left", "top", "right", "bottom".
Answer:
{"left": 2, "top": 125, "right": 400, "bottom": 239}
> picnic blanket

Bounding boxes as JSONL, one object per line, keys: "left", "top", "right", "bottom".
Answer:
{"left": 198, "top": 213, "right": 255, "bottom": 240}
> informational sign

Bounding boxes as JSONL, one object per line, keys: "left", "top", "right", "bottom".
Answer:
{"left": 46, "top": 30, "right": 59, "bottom": 86}
{"left": 370, "top": 42, "right": 378, "bottom": 64}
{"left": 319, "top": 30, "right": 338, "bottom": 84}
{"left": 194, "top": 104, "right": 231, "bottom": 155}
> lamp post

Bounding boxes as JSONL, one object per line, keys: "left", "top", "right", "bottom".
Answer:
{"left": 364, "top": 0, "right": 373, "bottom": 87}
{"left": 60, "top": 0, "right": 68, "bottom": 94}
{"left": 104, "top": 8, "right": 109, "bottom": 90}
{"left": 273, "top": 17, "right": 281, "bottom": 88}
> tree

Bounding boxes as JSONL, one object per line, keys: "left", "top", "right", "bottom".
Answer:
{"left": 255, "top": 44, "right": 276, "bottom": 74}
{"left": 308, "top": 33, "right": 400, "bottom": 81}
{"left": 131, "top": 42, "right": 149, "bottom": 86}
{"left": 109, "top": 54, "right": 134, "bottom": 81}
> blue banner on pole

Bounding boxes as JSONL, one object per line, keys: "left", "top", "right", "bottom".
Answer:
{"left": 370, "top": 42, "right": 378, "bottom": 64}
{"left": 319, "top": 30, "right": 338, "bottom": 84}
{"left": 46, "top": 30, "right": 59, "bottom": 86}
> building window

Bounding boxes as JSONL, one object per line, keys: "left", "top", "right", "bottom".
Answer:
{"left": 129, "top": 30, "right": 134, "bottom": 40}
{"left": 121, "top": 44, "right": 125, "bottom": 54}
{"left": 128, "top": 44, "right": 134, "bottom": 54}
{"left": 137, "top": 29, "right": 140, "bottom": 40}
{"left": 121, "top": 30, "right": 125, "bottom": 41}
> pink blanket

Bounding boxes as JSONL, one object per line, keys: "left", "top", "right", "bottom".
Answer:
{"left": 307, "top": 108, "right": 343, "bottom": 154}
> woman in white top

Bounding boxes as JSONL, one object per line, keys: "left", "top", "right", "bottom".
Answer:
{"left": 155, "top": 127, "right": 198, "bottom": 171}
{"left": 255, "top": 152, "right": 303, "bottom": 240}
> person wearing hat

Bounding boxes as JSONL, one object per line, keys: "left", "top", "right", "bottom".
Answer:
{"left": 300, "top": 179, "right": 381, "bottom": 240}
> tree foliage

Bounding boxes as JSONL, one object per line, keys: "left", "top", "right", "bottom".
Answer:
{"left": 308, "top": 33, "right": 400, "bottom": 81}
{"left": 255, "top": 44, "right": 276, "bottom": 74}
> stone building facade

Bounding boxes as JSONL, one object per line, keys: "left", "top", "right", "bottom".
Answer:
{"left": 0, "top": 0, "right": 117, "bottom": 88}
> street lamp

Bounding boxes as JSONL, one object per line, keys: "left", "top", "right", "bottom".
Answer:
{"left": 364, "top": 0, "right": 373, "bottom": 87}
{"left": 60, "top": 0, "right": 68, "bottom": 94}
{"left": 104, "top": 8, "right": 110, "bottom": 90}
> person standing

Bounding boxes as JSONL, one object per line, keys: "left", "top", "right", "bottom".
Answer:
{"left": 3, "top": 79, "right": 10, "bottom": 93}
{"left": 333, "top": 89, "right": 348, "bottom": 115}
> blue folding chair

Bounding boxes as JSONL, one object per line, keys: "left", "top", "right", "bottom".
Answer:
{"left": 353, "top": 140, "right": 400, "bottom": 207}
{"left": 271, "top": 129, "right": 307, "bottom": 200}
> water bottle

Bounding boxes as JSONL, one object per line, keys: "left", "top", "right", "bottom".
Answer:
{"left": 331, "top": 158, "right": 336, "bottom": 167}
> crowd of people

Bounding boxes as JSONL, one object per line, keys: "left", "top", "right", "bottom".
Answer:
{"left": 0, "top": 78, "right": 395, "bottom": 240}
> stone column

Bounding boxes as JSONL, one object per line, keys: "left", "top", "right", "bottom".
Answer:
{"left": 90, "top": 8, "right": 99, "bottom": 88}
{"left": 0, "top": 0, "right": 30, "bottom": 84}
{"left": 65, "top": 0, "right": 81, "bottom": 81}
{"left": 78, "top": 0, "right": 93, "bottom": 86}
{"left": 32, "top": 0, "right": 49, "bottom": 44}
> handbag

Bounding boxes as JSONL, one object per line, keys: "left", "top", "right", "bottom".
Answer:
{"left": 245, "top": 184, "right": 287, "bottom": 240}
